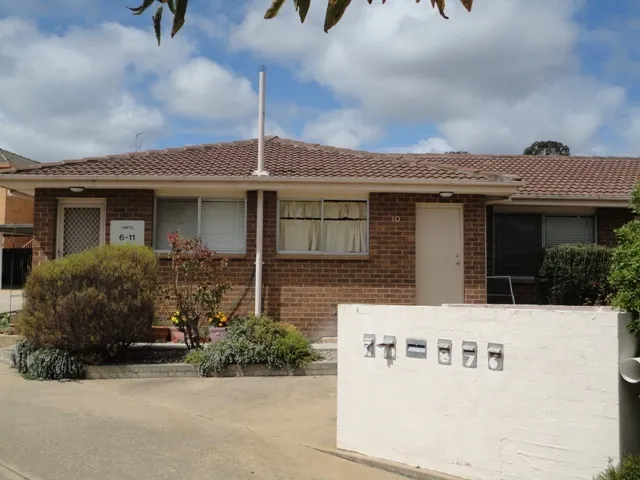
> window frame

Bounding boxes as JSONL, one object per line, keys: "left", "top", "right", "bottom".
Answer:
{"left": 492, "top": 212, "right": 597, "bottom": 279}
{"left": 153, "top": 196, "right": 247, "bottom": 255}
{"left": 276, "top": 198, "right": 370, "bottom": 256}
{"left": 56, "top": 198, "right": 107, "bottom": 259}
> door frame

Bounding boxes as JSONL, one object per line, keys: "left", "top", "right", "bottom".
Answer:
{"left": 56, "top": 198, "right": 106, "bottom": 258}
{"left": 415, "top": 202, "right": 465, "bottom": 304}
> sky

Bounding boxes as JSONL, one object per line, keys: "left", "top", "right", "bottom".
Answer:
{"left": 0, "top": 0, "right": 639, "bottom": 161}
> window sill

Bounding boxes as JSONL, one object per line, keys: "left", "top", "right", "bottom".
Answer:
{"left": 276, "top": 253, "right": 370, "bottom": 261}
{"left": 155, "top": 252, "right": 246, "bottom": 260}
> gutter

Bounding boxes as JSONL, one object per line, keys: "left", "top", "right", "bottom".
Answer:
{"left": 488, "top": 195, "right": 630, "bottom": 208}
{"left": 0, "top": 175, "right": 522, "bottom": 196}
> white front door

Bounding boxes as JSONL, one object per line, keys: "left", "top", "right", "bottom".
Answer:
{"left": 56, "top": 200, "right": 106, "bottom": 258}
{"left": 416, "top": 204, "right": 464, "bottom": 305}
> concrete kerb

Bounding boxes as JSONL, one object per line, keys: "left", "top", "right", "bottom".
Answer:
{"left": 86, "top": 361, "right": 336, "bottom": 379}
{"left": 1, "top": 347, "right": 336, "bottom": 378}
{"left": 312, "top": 448, "right": 466, "bottom": 480}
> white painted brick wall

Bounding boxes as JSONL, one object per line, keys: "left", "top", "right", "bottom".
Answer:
{"left": 337, "top": 304, "right": 640, "bottom": 480}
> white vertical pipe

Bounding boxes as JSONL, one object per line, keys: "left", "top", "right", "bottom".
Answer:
{"left": 254, "top": 190, "right": 264, "bottom": 317}
{"left": 254, "top": 65, "right": 267, "bottom": 317}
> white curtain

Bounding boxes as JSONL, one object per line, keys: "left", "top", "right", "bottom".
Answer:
{"left": 324, "top": 220, "right": 367, "bottom": 253}
{"left": 279, "top": 201, "right": 321, "bottom": 251}
{"left": 279, "top": 200, "right": 367, "bottom": 253}
{"left": 323, "top": 201, "right": 367, "bottom": 253}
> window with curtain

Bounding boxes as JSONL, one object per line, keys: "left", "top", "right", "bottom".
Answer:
{"left": 278, "top": 200, "right": 368, "bottom": 254}
{"left": 154, "top": 198, "right": 246, "bottom": 253}
{"left": 494, "top": 213, "right": 595, "bottom": 277}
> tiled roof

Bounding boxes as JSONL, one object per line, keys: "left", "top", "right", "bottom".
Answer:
{"left": 4, "top": 137, "right": 517, "bottom": 185}
{"left": 0, "top": 148, "right": 39, "bottom": 169}
{"left": 4, "top": 137, "right": 639, "bottom": 199}
{"left": 433, "top": 154, "right": 640, "bottom": 199}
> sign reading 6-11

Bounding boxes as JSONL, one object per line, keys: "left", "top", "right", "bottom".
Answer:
{"left": 110, "top": 220, "right": 145, "bottom": 246}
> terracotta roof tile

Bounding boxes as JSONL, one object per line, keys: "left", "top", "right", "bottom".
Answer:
{"left": 4, "top": 137, "right": 517, "bottom": 185}
{"left": 433, "top": 154, "right": 640, "bottom": 199}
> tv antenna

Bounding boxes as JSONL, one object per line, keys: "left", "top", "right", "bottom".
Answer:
{"left": 133, "top": 132, "right": 145, "bottom": 152}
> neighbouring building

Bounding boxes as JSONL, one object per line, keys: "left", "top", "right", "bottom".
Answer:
{"left": 0, "top": 148, "right": 39, "bottom": 289}
{"left": 0, "top": 137, "right": 637, "bottom": 337}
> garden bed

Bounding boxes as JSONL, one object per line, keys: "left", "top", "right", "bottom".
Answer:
{"left": 99, "top": 344, "right": 188, "bottom": 365}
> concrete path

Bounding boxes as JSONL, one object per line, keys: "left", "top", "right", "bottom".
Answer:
{"left": 0, "top": 290, "right": 22, "bottom": 314}
{"left": 0, "top": 363, "right": 401, "bottom": 480}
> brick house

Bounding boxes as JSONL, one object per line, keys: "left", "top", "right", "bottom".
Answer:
{"left": 0, "top": 148, "right": 39, "bottom": 289}
{"left": 0, "top": 137, "right": 638, "bottom": 337}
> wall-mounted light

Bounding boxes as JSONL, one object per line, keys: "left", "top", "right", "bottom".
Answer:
{"left": 69, "top": 187, "right": 85, "bottom": 193}
{"left": 439, "top": 191, "right": 454, "bottom": 198}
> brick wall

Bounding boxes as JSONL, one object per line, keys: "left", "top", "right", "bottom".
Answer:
{"left": 597, "top": 207, "right": 634, "bottom": 246}
{"left": 33, "top": 189, "right": 155, "bottom": 264}
{"left": 32, "top": 189, "right": 487, "bottom": 338}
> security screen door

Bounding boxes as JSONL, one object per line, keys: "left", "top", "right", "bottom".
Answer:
{"left": 57, "top": 201, "right": 105, "bottom": 257}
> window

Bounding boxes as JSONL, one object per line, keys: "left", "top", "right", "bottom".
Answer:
{"left": 494, "top": 214, "right": 543, "bottom": 277}
{"left": 544, "top": 216, "right": 595, "bottom": 246}
{"left": 278, "top": 200, "right": 368, "bottom": 254}
{"left": 494, "top": 213, "right": 595, "bottom": 277}
{"left": 154, "top": 198, "right": 246, "bottom": 254}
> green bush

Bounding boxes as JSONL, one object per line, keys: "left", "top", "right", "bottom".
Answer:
{"left": 11, "top": 339, "right": 86, "bottom": 380}
{"left": 185, "top": 315, "right": 319, "bottom": 376}
{"left": 610, "top": 220, "right": 640, "bottom": 332}
{"left": 18, "top": 245, "right": 158, "bottom": 357}
{"left": 594, "top": 456, "right": 640, "bottom": 480}
{"left": 538, "top": 244, "right": 613, "bottom": 306}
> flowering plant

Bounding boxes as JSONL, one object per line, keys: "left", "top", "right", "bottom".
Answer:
{"left": 161, "top": 232, "right": 229, "bottom": 349}
{"left": 210, "top": 312, "right": 228, "bottom": 328}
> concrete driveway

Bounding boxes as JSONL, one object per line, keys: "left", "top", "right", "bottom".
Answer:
{"left": 0, "top": 363, "right": 401, "bottom": 480}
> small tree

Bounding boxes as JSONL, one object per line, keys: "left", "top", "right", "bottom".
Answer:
{"left": 609, "top": 183, "right": 640, "bottom": 333}
{"left": 523, "top": 140, "right": 571, "bottom": 156}
{"left": 162, "top": 233, "right": 230, "bottom": 349}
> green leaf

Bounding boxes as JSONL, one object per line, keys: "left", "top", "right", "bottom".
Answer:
{"left": 324, "top": 0, "right": 352, "bottom": 33}
{"left": 166, "top": 0, "right": 176, "bottom": 15}
{"left": 294, "top": 0, "right": 311, "bottom": 23}
{"left": 171, "top": 0, "right": 188, "bottom": 38}
{"left": 264, "top": 0, "right": 287, "bottom": 20}
{"left": 153, "top": 5, "right": 163, "bottom": 46}
{"left": 127, "top": 0, "right": 155, "bottom": 16}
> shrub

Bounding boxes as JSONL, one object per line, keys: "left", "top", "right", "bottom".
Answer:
{"left": 0, "top": 312, "right": 14, "bottom": 334}
{"left": 11, "top": 339, "right": 86, "bottom": 380}
{"left": 610, "top": 183, "right": 640, "bottom": 332}
{"left": 185, "top": 315, "right": 319, "bottom": 376}
{"left": 160, "top": 233, "right": 229, "bottom": 349}
{"left": 18, "top": 245, "right": 158, "bottom": 357}
{"left": 538, "top": 244, "right": 613, "bottom": 306}
{"left": 594, "top": 456, "right": 640, "bottom": 480}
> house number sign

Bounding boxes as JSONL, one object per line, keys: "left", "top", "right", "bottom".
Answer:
{"left": 110, "top": 220, "right": 145, "bottom": 246}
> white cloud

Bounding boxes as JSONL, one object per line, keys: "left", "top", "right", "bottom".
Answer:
{"left": 302, "top": 109, "right": 382, "bottom": 148}
{"left": 230, "top": 0, "right": 634, "bottom": 153}
{"left": 152, "top": 57, "right": 257, "bottom": 121}
{"left": 0, "top": 16, "right": 262, "bottom": 161}
{"left": 385, "top": 137, "right": 454, "bottom": 154}
{"left": 0, "top": 18, "right": 193, "bottom": 160}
